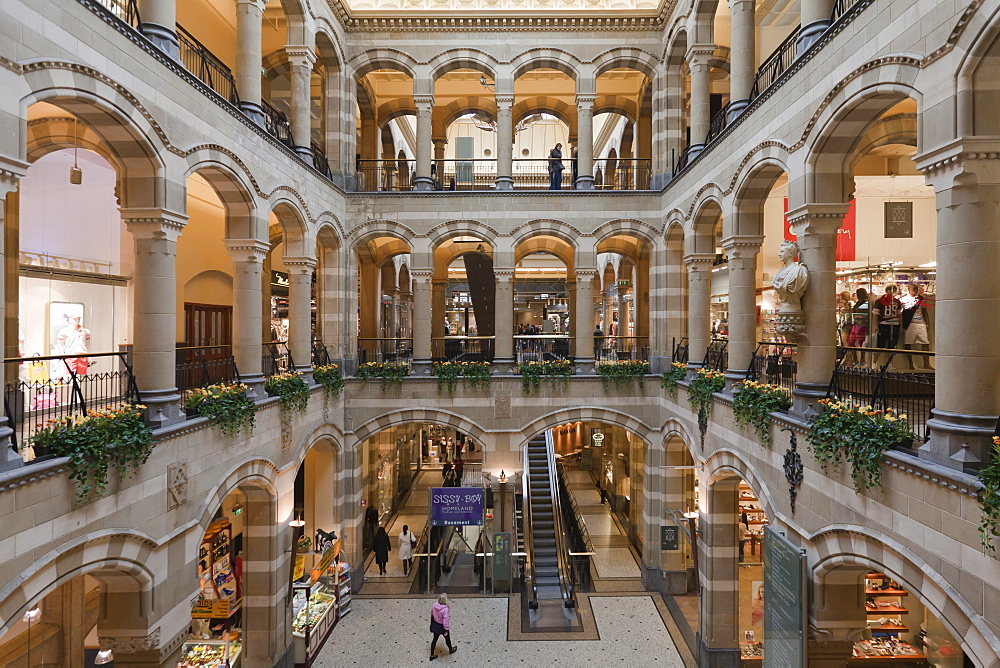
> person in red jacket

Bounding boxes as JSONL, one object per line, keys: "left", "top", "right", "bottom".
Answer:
{"left": 429, "top": 593, "right": 459, "bottom": 660}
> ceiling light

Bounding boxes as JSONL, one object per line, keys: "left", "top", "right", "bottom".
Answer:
{"left": 22, "top": 607, "right": 40, "bottom": 623}
{"left": 95, "top": 649, "right": 115, "bottom": 665}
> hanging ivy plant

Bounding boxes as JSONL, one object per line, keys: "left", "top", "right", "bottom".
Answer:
{"left": 518, "top": 359, "right": 573, "bottom": 394}
{"left": 731, "top": 380, "right": 792, "bottom": 447}
{"left": 184, "top": 382, "right": 256, "bottom": 437}
{"left": 687, "top": 369, "right": 726, "bottom": 418}
{"left": 28, "top": 404, "right": 154, "bottom": 503}
{"left": 976, "top": 436, "right": 1000, "bottom": 555}
{"left": 265, "top": 371, "right": 311, "bottom": 419}
{"left": 432, "top": 361, "right": 492, "bottom": 393}
{"left": 356, "top": 361, "right": 410, "bottom": 390}
{"left": 312, "top": 364, "right": 345, "bottom": 417}
{"left": 805, "top": 399, "right": 914, "bottom": 492}
{"left": 597, "top": 360, "right": 649, "bottom": 389}
{"left": 660, "top": 361, "right": 687, "bottom": 398}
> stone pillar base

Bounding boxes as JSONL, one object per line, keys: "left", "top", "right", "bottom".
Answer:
{"left": 239, "top": 101, "right": 265, "bottom": 127}
{"left": 411, "top": 360, "right": 433, "bottom": 377}
{"left": 696, "top": 634, "right": 740, "bottom": 668}
{"left": 574, "top": 176, "right": 595, "bottom": 190}
{"left": 921, "top": 409, "right": 997, "bottom": 472}
{"left": 642, "top": 565, "right": 662, "bottom": 592}
{"left": 140, "top": 23, "right": 179, "bottom": 61}
{"left": 727, "top": 99, "right": 749, "bottom": 122}
{"left": 648, "top": 355, "right": 669, "bottom": 375}
{"left": 797, "top": 20, "right": 830, "bottom": 55}
{"left": 687, "top": 144, "right": 706, "bottom": 161}
{"left": 294, "top": 366, "right": 315, "bottom": 385}
{"left": 413, "top": 177, "right": 433, "bottom": 191}
{"left": 661, "top": 569, "right": 689, "bottom": 595}
{"left": 141, "top": 389, "right": 185, "bottom": 429}
{"left": 575, "top": 357, "right": 596, "bottom": 375}
{"left": 0, "top": 427, "right": 22, "bottom": 473}
{"left": 241, "top": 373, "right": 267, "bottom": 401}
{"left": 294, "top": 145, "right": 313, "bottom": 158}
{"left": 495, "top": 176, "right": 513, "bottom": 191}
{"left": 724, "top": 368, "right": 746, "bottom": 393}
{"left": 648, "top": 173, "right": 671, "bottom": 191}
{"left": 792, "top": 381, "right": 828, "bottom": 418}
{"left": 492, "top": 357, "right": 516, "bottom": 375}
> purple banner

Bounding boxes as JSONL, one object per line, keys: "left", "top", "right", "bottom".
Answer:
{"left": 430, "top": 487, "right": 484, "bottom": 526}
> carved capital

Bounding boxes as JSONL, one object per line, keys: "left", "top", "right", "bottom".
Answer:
{"left": 413, "top": 95, "right": 435, "bottom": 110}
{"left": 98, "top": 628, "right": 160, "bottom": 654}
{"left": 721, "top": 235, "right": 764, "bottom": 259}
{"left": 495, "top": 95, "right": 515, "bottom": 108}
{"left": 575, "top": 95, "right": 596, "bottom": 110}
{"left": 121, "top": 209, "right": 188, "bottom": 239}
{"left": 785, "top": 204, "right": 847, "bottom": 237}
{"left": 225, "top": 239, "right": 270, "bottom": 264}
{"left": 916, "top": 137, "right": 1000, "bottom": 189}
{"left": 574, "top": 268, "right": 597, "bottom": 279}
{"left": 285, "top": 45, "right": 317, "bottom": 68}
{"left": 282, "top": 256, "right": 318, "bottom": 272}
{"left": 683, "top": 253, "right": 716, "bottom": 272}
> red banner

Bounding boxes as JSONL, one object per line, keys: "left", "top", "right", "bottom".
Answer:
{"left": 783, "top": 198, "right": 856, "bottom": 261}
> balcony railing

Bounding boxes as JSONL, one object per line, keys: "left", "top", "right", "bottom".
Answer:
{"left": 705, "top": 103, "right": 733, "bottom": 144}
{"left": 593, "top": 158, "right": 652, "bottom": 190}
{"left": 356, "top": 159, "right": 416, "bottom": 192}
{"left": 262, "top": 101, "right": 293, "bottom": 148}
{"left": 176, "top": 346, "right": 241, "bottom": 401}
{"left": 262, "top": 341, "right": 295, "bottom": 378}
{"left": 432, "top": 336, "right": 495, "bottom": 362}
{"left": 311, "top": 142, "right": 333, "bottom": 180}
{"left": 745, "top": 341, "right": 798, "bottom": 392}
{"left": 703, "top": 338, "right": 729, "bottom": 372}
{"left": 512, "top": 159, "right": 574, "bottom": 190}
{"left": 594, "top": 336, "right": 649, "bottom": 363}
{"left": 94, "top": 0, "right": 140, "bottom": 30}
{"left": 436, "top": 159, "right": 498, "bottom": 191}
{"left": 311, "top": 340, "right": 332, "bottom": 367}
{"left": 514, "top": 335, "right": 574, "bottom": 364}
{"left": 749, "top": 27, "right": 802, "bottom": 101}
{"left": 357, "top": 338, "right": 412, "bottom": 366}
{"left": 671, "top": 337, "right": 690, "bottom": 364}
{"left": 4, "top": 352, "right": 142, "bottom": 460}
{"left": 176, "top": 24, "right": 238, "bottom": 105}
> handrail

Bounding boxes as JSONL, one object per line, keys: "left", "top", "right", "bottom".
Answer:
{"left": 706, "top": 102, "right": 732, "bottom": 143}
{"left": 521, "top": 448, "right": 538, "bottom": 608}
{"left": 261, "top": 101, "right": 293, "bottom": 148}
{"left": 749, "top": 26, "right": 802, "bottom": 101}
{"left": 175, "top": 24, "right": 239, "bottom": 105}
{"left": 545, "top": 430, "right": 577, "bottom": 608}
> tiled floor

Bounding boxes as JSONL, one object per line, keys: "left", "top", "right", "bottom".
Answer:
{"left": 562, "top": 469, "right": 642, "bottom": 580}
{"left": 314, "top": 595, "right": 688, "bottom": 665}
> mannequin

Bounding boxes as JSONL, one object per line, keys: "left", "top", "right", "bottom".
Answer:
{"left": 55, "top": 315, "right": 91, "bottom": 378}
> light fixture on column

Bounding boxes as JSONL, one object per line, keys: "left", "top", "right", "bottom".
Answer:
{"left": 70, "top": 117, "right": 83, "bottom": 185}
{"left": 498, "top": 470, "right": 507, "bottom": 484}
{"left": 480, "top": 76, "right": 495, "bottom": 92}
{"left": 95, "top": 648, "right": 115, "bottom": 665}
{"left": 289, "top": 510, "right": 305, "bottom": 527}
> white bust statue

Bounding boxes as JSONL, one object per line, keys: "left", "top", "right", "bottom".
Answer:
{"left": 771, "top": 240, "right": 809, "bottom": 339}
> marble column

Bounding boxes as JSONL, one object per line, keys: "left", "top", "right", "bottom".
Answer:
{"left": 0, "top": 168, "right": 24, "bottom": 471}
{"left": 286, "top": 47, "right": 316, "bottom": 157}
{"left": 728, "top": 0, "right": 755, "bottom": 120}
{"left": 574, "top": 269, "right": 597, "bottom": 372}
{"left": 137, "top": 0, "right": 179, "bottom": 60}
{"left": 494, "top": 269, "right": 515, "bottom": 370}
{"left": 798, "top": 0, "right": 835, "bottom": 53}
{"left": 226, "top": 240, "right": 268, "bottom": 398}
{"left": 284, "top": 257, "right": 315, "bottom": 381}
{"left": 722, "top": 236, "right": 763, "bottom": 387}
{"left": 411, "top": 271, "right": 432, "bottom": 374}
{"left": 687, "top": 46, "right": 714, "bottom": 152}
{"left": 495, "top": 95, "right": 514, "bottom": 190}
{"left": 786, "top": 205, "right": 846, "bottom": 413}
{"left": 684, "top": 254, "right": 715, "bottom": 369}
{"left": 236, "top": 0, "right": 266, "bottom": 124}
{"left": 575, "top": 96, "right": 595, "bottom": 190}
{"left": 917, "top": 147, "right": 1000, "bottom": 471}
{"left": 122, "top": 209, "right": 188, "bottom": 427}
{"left": 413, "top": 96, "right": 434, "bottom": 191}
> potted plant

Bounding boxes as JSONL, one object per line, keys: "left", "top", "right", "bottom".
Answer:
{"left": 183, "top": 382, "right": 256, "bottom": 437}
{"left": 660, "top": 361, "right": 687, "bottom": 397}
{"left": 517, "top": 359, "right": 573, "bottom": 393}
{"left": 312, "top": 364, "right": 345, "bottom": 416}
{"left": 432, "top": 361, "right": 491, "bottom": 393}
{"left": 687, "top": 369, "right": 726, "bottom": 421}
{"left": 265, "top": 371, "right": 311, "bottom": 419}
{"left": 977, "top": 436, "right": 1000, "bottom": 554}
{"left": 597, "top": 359, "right": 649, "bottom": 388}
{"left": 356, "top": 361, "right": 410, "bottom": 390}
{"left": 731, "top": 380, "right": 792, "bottom": 447}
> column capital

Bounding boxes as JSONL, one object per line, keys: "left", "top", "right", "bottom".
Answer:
{"left": 0, "top": 156, "right": 28, "bottom": 196}
{"left": 721, "top": 234, "right": 764, "bottom": 259}
{"left": 684, "top": 253, "right": 716, "bottom": 272}
{"left": 687, "top": 44, "right": 716, "bottom": 64}
{"left": 915, "top": 137, "right": 1000, "bottom": 189}
{"left": 574, "top": 268, "right": 598, "bottom": 280}
{"left": 495, "top": 94, "right": 514, "bottom": 108}
{"left": 413, "top": 95, "right": 434, "bottom": 109}
{"left": 786, "top": 203, "right": 848, "bottom": 237}
{"left": 285, "top": 45, "right": 316, "bottom": 67}
{"left": 410, "top": 269, "right": 433, "bottom": 282}
{"left": 283, "top": 256, "right": 317, "bottom": 272}
{"left": 225, "top": 239, "right": 270, "bottom": 263}
{"left": 494, "top": 268, "right": 516, "bottom": 280}
{"left": 576, "top": 95, "right": 596, "bottom": 109}
{"left": 121, "top": 208, "right": 187, "bottom": 238}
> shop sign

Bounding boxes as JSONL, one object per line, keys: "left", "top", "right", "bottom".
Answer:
{"left": 493, "top": 532, "right": 512, "bottom": 581}
{"left": 310, "top": 544, "right": 338, "bottom": 585}
{"left": 429, "top": 487, "right": 484, "bottom": 526}
{"left": 763, "top": 525, "right": 807, "bottom": 668}
{"left": 191, "top": 599, "right": 231, "bottom": 618}
{"left": 293, "top": 555, "right": 306, "bottom": 581}
{"left": 271, "top": 270, "right": 290, "bottom": 288}
{"left": 660, "top": 525, "right": 679, "bottom": 551}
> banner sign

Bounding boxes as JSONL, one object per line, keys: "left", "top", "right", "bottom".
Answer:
{"left": 310, "top": 544, "right": 338, "bottom": 585}
{"left": 784, "top": 197, "right": 856, "bottom": 261}
{"left": 763, "top": 525, "right": 808, "bottom": 668}
{"left": 430, "top": 487, "right": 484, "bottom": 526}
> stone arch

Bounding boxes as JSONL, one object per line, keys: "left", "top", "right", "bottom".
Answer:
{"left": 428, "top": 49, "right": 499, "bottom": 82}
{"left": 660, "top": 417, "right": 699, "bottom": 456}
{"left": 810, "top": 527, "right": 1000, "bottom": 666}
{"left": 351, "top": 409, "right": 488, "bottom": 448}
{"left": 849, "top": 113, "right": 918, "bottom": 173}
{"left": 377, "top": 99, "right": 417, "bottom": 127}
{"left": 730, "top": 151, "right": 791, "bottom": 238}
{"left": 196, "top": 458, "right": 280, "bottom": 531}
{"left": 592, "top": 47, "right": 659, "bottom": 79}
{"left": 702, "top": 448, "right": 780, "bottom": 523}
{"left": 510, "top": 48, "right": 581, "bottom": 81}
{"left": 314, "top": 213, "right": 344, "bottom": 250}
{"left": 291, "top": 423, "right": 346, "bottom": 471}
{"left": 592, "top": 98, "right": 639, "bottom": 124}
{"left": 512, "top": 97, "right": 577, "bottom": 135}
{"left": 439, "top": 97, "right": 498, "bottom": 134}
{"left": 510, "top": 219, "right": 582, "bottom": 250}
{"left": 664, "top": 26, "right": 690, "bottom": 68}
{"left": 349, "top": 220, "right": 417, "bottom": 247}
{"left": 0, "top": 530, "right": 158, "bottom": 634}
{"left": 955, "top": 0, "right": 1000, "bottom": 136}
{"left": 349, "top": 48, "right": 419, "bottom": 79}
{"left": 427, "top": 220, "right": 499, "bottom": 251}
{"left": 519, "top": 407, "right": 652, "bottom": 449}
{"left": 514, "top": 235, "right": 575, "bottom": 271}
{"left": 688, "top": 192, "right": 724, "bottom": 254}
{"left": 25, "top": 116, "right": 119, "bottom": 170}
{"left": 314, "top": 24, "right": 345, "bottom": 71}
{"left": 689, "top": 0, "right": 721, "bottom": 44}
{"left": 594, "top": 218, "right": 659, "bottom": 249}
{"left": 270, "top": 195, "right": 311, "bottom": 258}
{"left": 185, "top": 151, "right": 261, "bottom": 241}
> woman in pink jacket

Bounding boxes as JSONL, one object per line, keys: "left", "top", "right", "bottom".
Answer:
{"left": 429, "top": 593, "right": 458, "bottom": 660}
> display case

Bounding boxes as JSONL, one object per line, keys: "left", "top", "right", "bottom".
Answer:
{"left": 850, "top": 638, "right": 927, "bottom": 664}
{"left": 865, "top": 573, "right": 910, "bottom": 634}
{"left": 194, "top": 519, "right": 241, "bottom": 623}
{"left": 738, "top": 483, "right": 768, "bottom": 560}
{"left": 178, "top": 638, "right": 242, "bottom": 667}
{"left": 335, "top": 562, "right": 352, "bottom": 620}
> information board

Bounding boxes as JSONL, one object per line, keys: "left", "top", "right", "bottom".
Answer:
{"left": 661, "top": 524, "right": 679, "bottom": 551}
{"left": 430, "top": 487, "right": 484, "bottom": 526}
{"left": 763, "top": 525, "right": 807, "bottom": 668}
{"left": 493, "top": 532, "right": 512, "bottom": 581}
{"left": 581, "top": 446, "right": 594, "bottom": 471}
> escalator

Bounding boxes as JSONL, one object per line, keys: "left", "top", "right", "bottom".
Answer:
{"left": 523, "top": 432, "right": 576, "bottom": 609}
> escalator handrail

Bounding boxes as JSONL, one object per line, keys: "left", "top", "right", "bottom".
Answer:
{"left": 544, "top": 431, "right": 577, "bottom": 607}
{"left": 522, "top": 444, "right": 539, "bottom": 607}
{"left": 556, "top": 460, "right": 596, "bottom": 556}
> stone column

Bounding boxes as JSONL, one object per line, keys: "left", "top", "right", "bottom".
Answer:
{"left": 722, "top": 236, "right": 763, "bottom": 386}
{"left": 809, "top": 565, "right": 869, "bottom": 663}
{"left": 411, "top": 271, "right": 432, "bottom": 374}
{"left": 798, "top": 0, "right": 835, "bottom": 53}
{"left": 574, "top": 269, "right": 597, "bottom": 372}
{"left": 575, "top": 96, "right": 595, "bottom": 190}
{"left": 0, "top": 168, "right": 24, "bottom": 471}
{"left": 786, "top": 205, "right": 846, "bottom": 413}
{"left": 916, "top": 146, "right": 1000, "bottom": 471}
{"left": 317, "top": 243, "right": 343, "bottom": 362}
{"left": 226, "top": 241, "right": 268, "bottom": 398}
{"left": 433, "top": 139, "right": 447, "bottom": 185}
{"left": 236, "top": 0, "right": 266, "bottom": 124}
{"left": 687, "top": 46, "right": 714, "bottom": 152}
{"left": 137, "top": 0, "right": 179, "bottom": 60}
{"left": 413, "top": 96, "right": 434, "bottom": 191}
{"left": 122, "top": 209, "right": 187, "bottom": 428}
{"left": 431, "top": 278, "right": 447, "bottom": 340}
{"left": 494, "top": 269, "right": 515, "bottom": 370}
{"left": 286, "top": 47, "right": 317, "bottom": 157}
{"left": 684, "top": 254, "right": 715, "bottom": 369}
{"left": 495, "top": 95, "right": 514, "bottom": 190}
{"left": 284, "top": 257, "right": 315, "bottom": 381}
{"left": 728, "top": 0, "right": 755, "bottom": 120}
{"left": 696, "top": 481, "right": 740, "bottom": 666}
{"left": 386, "top": 288, "right": 399, "bottom": 339}
{"left": 650, "top": 68, "right": 670, "bottom": 189}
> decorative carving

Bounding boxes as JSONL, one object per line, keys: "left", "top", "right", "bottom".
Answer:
{"left": 167, "top": 461, "right": 188, "bottom": 509}
{"left": 281, "top": 418, "right": 293, "bottom": 451}
{"left": 494, "top": 392, "right": 512, "bottom": 419}
{"left": 771, "top": 240, "right": 809, "bottom": 341}
{"left": 781, "top": 427, "right": 804, "bottom": 513}
{"left": 98, "top": 628, "right": 161, "bottom": 653}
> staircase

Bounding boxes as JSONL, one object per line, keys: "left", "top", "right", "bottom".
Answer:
{"left": 525, "top": 434, "right": 564, "bottom": 604}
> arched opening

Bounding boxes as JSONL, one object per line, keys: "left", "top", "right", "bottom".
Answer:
{"left": 514, "top": 67, "right": 577, "bottom": 189}
{"left": 434, "top": 236, "right": 496, "bottom": 361}
{"left": 356, "top": 68, "right": 415, "bottom": 191}
{"left": 354, "top": 235, "right": 412, "bottom": 364}
{"left": 594, "top": 67, "right": 652, "bottom": 189}
{"left": 265, "top": 203, "right": 314, "bottom": 374}
{"left": 433, "top": 69, "right": 498, "bottom": 190}
{"left": 595, "top": 233, "right": 652, "bottom": 362}
{"left": 513, "top": 235, "right": 574, "bottom": 362}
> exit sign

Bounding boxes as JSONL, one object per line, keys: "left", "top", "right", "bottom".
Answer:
{"left": 617, "top": 280, "right": 630, "bottom": 287}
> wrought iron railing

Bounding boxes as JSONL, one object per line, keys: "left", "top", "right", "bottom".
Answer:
{"left": 703, "top": 338, "right": 729, "bottom": 372}
{"left": 745, "top": 341, "right": 798, "bottom": 392}
{"left": 356, "top": 159, "right": 415, "bottom": 192}
{"left": 176, "top": 24, "right": 239, "bottom": 105}
{"left": 512, "top": 159, "right": 574, "bottom": 190}
{"left": 514, "top": 335, "right": 574, "bottom": 364}
{"left": 436, "top": 159, "right": 497, "bottom": 191}
{"left": 356, "top": 338, "right": 412, "bottom": 366}
{"left": 311, "top": 142, "right": 333, "bottom": 180}
{"left": 262, "top": 101, "right": 293, "bottom": 148}
{"left": 673, "top": 144, "right": 697, "bottom": 176}
{"left": 593, "top": 158, "right": 652, "bottom": 190}
{"left": 671, "top": 337, "right": 690, "bottom": 364}
{"left": 4, "top": 352, "right": 142, "bottom": 459}
{"left": 94, "top": 0, "right": 140, "bottom": 30}
{"left": 311, "top": 340, "right": 332, "bottom": 367}
{"left": 705, "top": 103, "right": 732, "bottom": 144}
{"left": 749, "top": 26, "right": 802, "bottom": 101}
{"left": 262, "top": 341, "right": 295, "bottom": 378}
{"left": 431, "top": 336, "right": 495, "bottom": 362}
{"left": 594, "top": 336, "right": 649, "bottom": 363}
{"left": 175, "top": 346, "right": 240, "bottom": 401}
{"left": 830, "top": 0, "right": 862, "bottom": 23}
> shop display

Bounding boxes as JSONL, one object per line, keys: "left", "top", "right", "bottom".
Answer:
{"left": 851, "top": 638, "right": 925, "bottom": 660}
{"left": 865, "top": 574, "right": 909, "bottom": 633}
{"left": 336, "top": 561, "right": 353, "bottom": 619}
{"left": 178, "top": 637, "right": 242, "bottom": 667}
{"left": 739, "top": 484, "right": 767, "bottom": 561}
{"left": 196, "top": 520, "right": 240, "bottom": 614}
{"left": 291, "top": 588, "right": 335, "bottom": 635}
{"left": 740, "top": 641, "right": 763, "bottom": 661}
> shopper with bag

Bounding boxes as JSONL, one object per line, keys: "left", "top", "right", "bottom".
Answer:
{"left": 429, "top": 593, "right": 458, "bottom": 660}
{"left": 399, "top": 524, "right": 415, "bottom": 576}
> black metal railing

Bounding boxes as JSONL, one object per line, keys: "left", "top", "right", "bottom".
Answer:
{"left": 431, "top": 336, "right": 495, "bottom": 362}
{"left": 705, "top": 103, "right": 732, "bottom": 143}
{"left": 745, "top": 341, "right": 798, "bottom": 392}
{"left": 311, "top": 340, "right": 332, "bottom": 367}
{"left": 356, "top": 338, "right": 412, "bottom": 366}
{"left": 593, "top": 158, "right": 652, "bottom": 190}
{"left": 4, "top": 352, "right": 142, "bottom": 459}
{"left": 176, "top": 346, "right": 240, "bottom": 400}
{"left": 514, "top": 335, "right": 574, "bottom": 364}
{"left": 356, "top": 159, "right": 415, "bottom": 192}
{"left": 826, "top": 346, "right": 935, "bottom": 444}
{"left": 594, "top": 336, "right": 649, "bottom": 363}
{"left": 436, "top": 159, "right": 497, "bottom": 191}
{"left": 703, "top": 338, "right": 729, "bottom": 372}
{"left": 176, "top": 24, "right": 239, "bottom": 105}
{"left": 671, "top": 337, "right": 690, "bottom": 364}
{"left": 94, "top": 0, "right": 140, "bottom": 30}
{"left": 673, "top": 144, "right": 697, "bottom": 176}
{"left": 262, "top": 101, "right": 293, "bottom": 148}
{"left": 830, "top": 0, "right": 862, "bottom": 23}
{"left": 311, "top": 142, "right": 333, "bottom": 180}
{"left": 749, "top": 26, "right": 802, "bottom": 101}
{"left": 512, "top": 159, "right": 575, "bottom": 190}
{"left": 262, "top": 341, "right": 295, "bottom": 378}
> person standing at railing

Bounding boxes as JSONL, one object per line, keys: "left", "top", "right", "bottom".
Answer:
{"left": 845, "top": 288, "right": 872, "bottom": 367}
{"left": 548, "top": 143, "right": 564, "bottom": 190}
{"left": 593, "top": 325, "right": 604, "bottom": 359}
